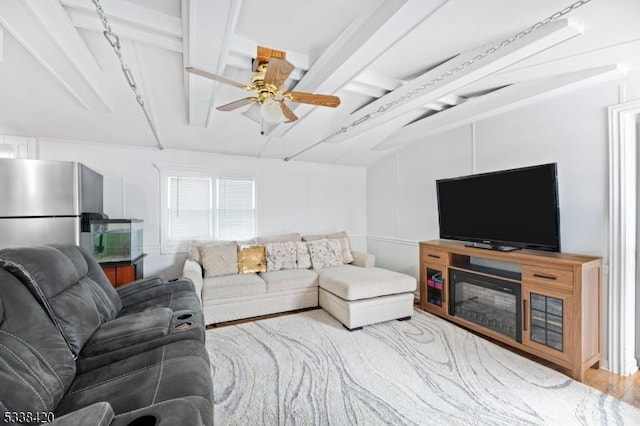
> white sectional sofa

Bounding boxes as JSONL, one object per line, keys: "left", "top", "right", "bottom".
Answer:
{"left": 183, "top": 232, "right": 416, "bottom": 328}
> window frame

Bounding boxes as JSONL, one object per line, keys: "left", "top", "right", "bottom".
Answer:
{"left": 156, "top": 164, "right": 257, "bottom": 254}
{"left": 215, "top": 175, "right": 257, "bottom": 241}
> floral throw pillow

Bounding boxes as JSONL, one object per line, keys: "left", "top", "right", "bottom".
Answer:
{"left": 308, "top": 239, "right": 343, "bottom": 269}
{"left": 302, "top": 231, "right": 353, "bottom": 263}
{"left": 265, "top": 242, "right": 297, "bottom": 271}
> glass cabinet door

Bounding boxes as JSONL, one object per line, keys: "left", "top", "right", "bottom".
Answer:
{"left": 426, "top": 267, "right": 444, "bottom": 306}
{"left": 530, "top": 293, "right": 563, "bottom": 351}
{"left": 522, "top": 286, "right": 573, "bottom": 363}
{"left": 421, "top": 263, "right": 447, "bottom": 315}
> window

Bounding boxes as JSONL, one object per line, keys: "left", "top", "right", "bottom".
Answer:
{"left": 158, "top": 165, "right": 257, "bottom": 253}
{"left": 216, "top": 177, "right": 255, "bottom": 240}
{"left": 165, "top": 176, "right": 212, "bottom": 252}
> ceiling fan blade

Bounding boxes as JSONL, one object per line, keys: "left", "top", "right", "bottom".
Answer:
{"left": 216, "top": 98, "right": 255, "bottom": 111}
{"left": 279, "top": 101, "right": 298, "bottom": 123}
{"left": 185, "top": 66, "right": 246, "bottom": 89}
{"left": 286, "top": 92, "right": 341, "bottom": 108}
{"left": 263, "top": 57, "right": 294, "bottom": 88}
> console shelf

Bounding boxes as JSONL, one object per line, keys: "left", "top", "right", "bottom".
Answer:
{"left": 419, "top": 239, "right": 602, "bottom": 382}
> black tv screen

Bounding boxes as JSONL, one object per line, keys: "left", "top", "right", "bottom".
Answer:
{"left": 436, "top": 163, "right": 560, "bottom": 252}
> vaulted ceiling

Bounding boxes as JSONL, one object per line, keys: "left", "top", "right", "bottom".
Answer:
{"left": 0, "top": 0, "right": 638, "bottom": 166}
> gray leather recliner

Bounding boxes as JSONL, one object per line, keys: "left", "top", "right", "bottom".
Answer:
{"left": 0, "top": 244, "right": 213, "bottom": 426}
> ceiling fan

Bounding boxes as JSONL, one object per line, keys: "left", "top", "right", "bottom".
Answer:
{"left": 185, "top": 46, "right": 340, "bottom": 133}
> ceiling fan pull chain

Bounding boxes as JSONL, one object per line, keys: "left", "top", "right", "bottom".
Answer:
{"left": 91, "top": 0, "right": 164, "bottom": 150}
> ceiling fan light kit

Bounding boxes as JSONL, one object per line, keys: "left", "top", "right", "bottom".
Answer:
{"left": 260, "top": 98, "right": 284, "bottom": 123}
{"left": 186, "top": 46, "right": 341, "bottom": 134}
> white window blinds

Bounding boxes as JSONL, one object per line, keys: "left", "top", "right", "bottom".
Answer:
{"left": 216, "top": 177, "right": 255, "bottom": 240}
{"left": 168, "top": 176, "right": 212, "bottom": 241}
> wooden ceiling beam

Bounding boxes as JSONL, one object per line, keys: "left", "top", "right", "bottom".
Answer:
{"left": 422, "top": 101, "right": 445, "bottom": 111}
{"left": 66, "top": 10, "right": 181, "bottom": 52}
{"left": 23, "top": 0, "right": 113, "bottom": 111}
{"left": 321, "top": 19, "right": 583, "bottom": 147}
{"left": 354, "top": 69, "right": 404, "bottom": 92}
{"left": 259, "top": 0, "right": 453, "bottom": 159}
{"left": 287, "top": 0, "right": 429, "bottom": 93}
{"left": 343, "top": 70, "right": 465, "bottom": 111}
{"left": 182, "top": 0, "right": 243, "bottom": 127}
{"left": 266, "top": 0, "right": 448, "bottom": 139}
{"left": 0, "top": 0, "right": 112, "bottom": 111}
{"left": 343, "top": 81, "right": 388, "bottom": 98}
{"left": 374, "top": 65, "right": 623, "bottom": 151}
{"left": 436, "top": 94, "right": 465, "bottom": 106}
{"left": 323, "top": 66, "right": 622, "bottom": 165}
{"left": 60, "top": 0, "right": 181, "bottom": 38}
{"left": 63, "top": 0, "right": 181, "bottom": 53}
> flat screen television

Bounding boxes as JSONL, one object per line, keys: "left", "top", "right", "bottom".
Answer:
{"left": 436, "top": 163, "right": 560, "bottom": 252}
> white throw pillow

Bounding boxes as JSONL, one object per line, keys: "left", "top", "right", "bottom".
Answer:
{"left": 331, "top": 237, "right": 353, "bottom": 264}
{"left": 202, "top": 242, "right": 238, "bottom": 277}
{"left": 265, "top": 242, "right": 298, "bottom": 271}
{"left": 308, "top": 239, "right": 343, "bottom": 269}
{"left": 295, "top": 242, "right": 312, "bottom": 269}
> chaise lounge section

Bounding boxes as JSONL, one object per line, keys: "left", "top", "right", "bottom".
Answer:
{"left": 317, "top": 264, "right": 417, "bottom": 330}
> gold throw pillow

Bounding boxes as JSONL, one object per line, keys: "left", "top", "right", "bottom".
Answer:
{"left": 237, "top": 245, "right": 267, "bottom": 274}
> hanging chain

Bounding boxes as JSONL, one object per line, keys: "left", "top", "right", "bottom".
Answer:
{"left": 284, "top": 0, "right": 594, "bottom": 161}
{"left": 91, "top": 0, "right": 164, "bottom": 150}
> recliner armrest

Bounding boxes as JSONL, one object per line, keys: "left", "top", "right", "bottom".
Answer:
{"left": 110, "top": 398, "right": 204, "bottom": 426}
{"left": 350, "top": 250, "right": 375, "bottom": 268}
{"left": 183, "top": 259, "right": 204, "bottom": 300}
{"left": 50, "top": 402, "right": 114, "bottom": 426}
{"left": 116, "top": 278, "right": 196, "bottom": 307}
{"left": 81, "top": 307, "right": 172, "bottom": 357}
{"left": 125, "top": 275, "right": 164, "bottom": 287}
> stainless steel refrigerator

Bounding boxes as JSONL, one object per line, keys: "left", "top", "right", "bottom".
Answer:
{"left": 0, "top": 159, "right": 103, "bottom": 249}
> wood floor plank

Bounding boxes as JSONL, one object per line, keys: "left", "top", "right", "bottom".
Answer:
{"left": 620, "top": 373, "right": 640, "bottom": 408}
{"left": 585, "top": 368, "right": 636, "bottom": 396}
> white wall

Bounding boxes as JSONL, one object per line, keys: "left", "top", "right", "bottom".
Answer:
{"left": 38, "top": 140, "right": 367, "bottom": 278}
{"left": 367, "top": 74, "right": 640, "bottom": 368}
{"left": 368, "top": 76, "right": 640, "bottom": 271}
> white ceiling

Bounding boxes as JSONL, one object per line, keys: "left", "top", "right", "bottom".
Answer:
{"left": 0, "top": 0, "right": 638, "bottom": 166}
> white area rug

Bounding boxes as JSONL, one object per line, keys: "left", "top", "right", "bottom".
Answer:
{"left": 207, "top": 309, "right": 640, "bottom": 425}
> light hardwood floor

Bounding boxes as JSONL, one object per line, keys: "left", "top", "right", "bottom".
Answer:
{"left": 208, "top": 306, "right": 640, "bottom": 410}
{"left": 584, "top": 368, "right": 640, "bottom": 409}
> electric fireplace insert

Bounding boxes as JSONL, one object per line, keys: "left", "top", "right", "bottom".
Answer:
{"left": 449, "top": 268, "right": 522, "bottom": 342}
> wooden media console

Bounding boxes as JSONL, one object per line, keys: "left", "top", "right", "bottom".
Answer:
{"left": 419, "top": 239, "right": 601, "bottom": 381}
